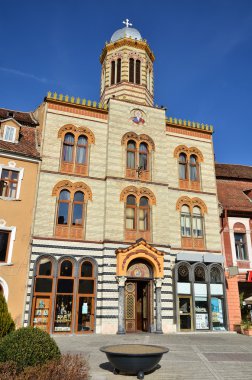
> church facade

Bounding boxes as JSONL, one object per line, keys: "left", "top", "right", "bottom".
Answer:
{"left": 24, "top": 23, "right": 227, "bottom": 334}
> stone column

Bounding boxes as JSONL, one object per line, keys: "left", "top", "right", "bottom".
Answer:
{"left": 155, "top": 278, "right": 163, "bottom": 334}
{"left": 116, "top": 276, "right": 127, "bottom": 334}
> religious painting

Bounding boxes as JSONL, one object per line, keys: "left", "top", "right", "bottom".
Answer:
{"left": 130, "top": 109, "right": 145, "bottom": 125}
{"left": 127, "top": 262, "right": 151, "bottom": 278}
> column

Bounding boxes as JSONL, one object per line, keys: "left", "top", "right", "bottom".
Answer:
{"left": 116, "top": 276, "right": 126, "bottom": 334}
{"left": 155, "top": 278, "right": 163, "bottom": 334}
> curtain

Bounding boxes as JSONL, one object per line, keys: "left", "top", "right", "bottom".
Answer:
{"left": 192, "top": 216, "right": 203, "bottom": 237}
{"left": 139, "top": 209, "right": 148, "bottom": 231}
{"left": 126, "top": 207, "right": 135, "bottom": 229}
{"left": 127, "top": 151, "right": 135, "bottom": 168}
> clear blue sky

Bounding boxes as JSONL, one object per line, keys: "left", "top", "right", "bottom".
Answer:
{"left": 1, "top": 0, "right": 251, "bottom": 165}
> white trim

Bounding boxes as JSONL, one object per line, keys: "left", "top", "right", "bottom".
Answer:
{"left": 0, "top": 163, "right": 24, "bottom": 200}
{"left": 0, "top": 226, "right": 16, "bottom": 265}
{"left": 228, "top": 217, "right": 252, "bottom": 269}
{"left": 0, "top": 277, "right": 9, "bottom": 300}
{"left": 0, "top": 152, "right": 40, "bottom": 163}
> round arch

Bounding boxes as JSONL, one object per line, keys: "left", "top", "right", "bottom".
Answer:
{"left": 0, "top": 277, "right": 8, "bottom": 300}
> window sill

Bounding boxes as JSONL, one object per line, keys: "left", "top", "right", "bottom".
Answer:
{"left": 0, "top": 262, "right": 13, "bottom": 266}
{"left": 0, "top": 196, "right": 21, "bottom": 201}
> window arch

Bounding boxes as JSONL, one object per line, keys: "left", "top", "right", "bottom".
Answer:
{"left": 194, "top": 264, "right": 206, "bottom": 282}
{"left": 52, "top": 180, "right": 92, "bottom": 240}
{"left": 177, "top": 197, "right": 206, "bottom": 249}
{"left": 122, "top": 133, "right": 154, "bottom": 181}
{"left": 210, "top": 265, "right": 222, "bottom": 283}
{"left": 58, "top": 125, "right": 95, "bottom": 176}
{"left": 129, "top": 58, "right": 141, "bottom": 84}
{"left": 121, "top": 187, "right": 156, "bottom": 242}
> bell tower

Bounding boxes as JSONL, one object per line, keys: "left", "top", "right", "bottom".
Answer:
{"left": 100, "top": 20, "right": 155, "bottom": 106}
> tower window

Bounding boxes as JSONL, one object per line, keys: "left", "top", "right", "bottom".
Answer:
{"left": 136, "top": 60, "right": 141, "bottom": 84}
{"left": 129, "top": 58, "right": 141, "bottom": 84}
{"left": 117, "top": 58, "right": 121, "bottom": 83}
{"left": 111, "top": 61, "right": 115, "bottom": 85}
{"left": 129, "top": 58, "right": 134, "bottom": 83}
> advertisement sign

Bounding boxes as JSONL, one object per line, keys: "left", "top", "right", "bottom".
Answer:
{"left": 211, "top": 297, "right": 223, "bottom": 324}
{"left": 196, "top": 313, "right": 209, "bottom": 329}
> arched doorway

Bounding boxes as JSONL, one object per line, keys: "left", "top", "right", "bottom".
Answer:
{"left": 125, "top": 259, "right": 153, "bottom": 333}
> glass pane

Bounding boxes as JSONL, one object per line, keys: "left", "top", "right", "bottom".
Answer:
{"left": 195, "top": 266, "right": 205, "bottom": 282}
{"left": 0, "top": 232, "right": 8, "bottom": 262}
{"left": 126, "top": 195, "right": 136, "bottom": 205}
{"left": 127, "top": 151, "right": 135, "bottom": 168}
{"left": 126, "top": 207, "right": 135, "bottom": 229}
{"left": 179, "top": 298, "right": 191, "bottom": 313}
{"left": 190, "top": 165, "right": 197, "bottom": 181}
{"left": 11, "top": 171, "right": 18, "bottom": 180}
{"left": 180, "top": 315, "right": 191, "bottom": 330}
{"left": 211, "top": 297, "right": 225, "bottom": 330}
{"left": 72, "top": 204, "right": 83, "bottom": 225}
{"left": 193, "top": 216, "right": 203, "bottom": 237}
{"left": 190, "top": 155, "right": 197, "bottom": 164}
{"left": 181, "top": 205, "right": 190, "bottom": 213}
{"left": 139, "top": 209, "right": 148, "bottom": 231}
{"left": 9, "top": 182, "right": 17, "bottom": 198}
{"left": 64, "top": 133, "right": 74, "bottom": 143}
{"left": 74, "top": 191, "right": 84, "bottom": 202}
{"left": 210, "top": 267, "right": 221, "bottom": 283}
{"left": 58, "top": 203, "right": 69, "bottom": 224}
{"left": 77, "top": 297, "right": 93, "bottom": 332}
{"left": 140, "top": 197, "right": 148, "bottom": 206}
{"left": 79, "top": 280, "right": 94, "bottom": 294}
{"left": 54, "top": 295, "right": 73, "bottom": 332}
{"left": 193, "top": 206, "right": 201, "bottom": 215}
{"left": 63, "top": 145, "right": 73, "bottom": 162}
{"left": 139, "top": 153, "right": 147, "bottom": 170}
{"left": 38, "top": 259, "right": 52, "bottom": 276}
{"left": 127, "top": 140, "right": 136, "bottom": 149}
{"left": 59, "top": 190, "right": 70, "bottom": 200}
{"left": 81, "top": 262, "right": 93, "bottom": 277}
{"left": 35, "top": 278, "right": 52, "bottom": 293}
{"left": 179, "top": 153, "right": 186, "bottom": 163}
{"left": 139, "top": 143, "right": 148, "bottom": 152}
{"left": 76, "top": 146, "right": 86, "bottom": 164}
{"left": 60, "top": 260, "right": 73, "bottom": 277}
{"left": 57, "top": 279, "right": 74, "bottom": 293}
{"left": 179, "top": 163, "right": 186, "bottom": 179}
{"left": 1, "top": 169, "right": 9, "bottom": 179}
{"left": 78, "top": 135, "right": 87, "bottom": 145}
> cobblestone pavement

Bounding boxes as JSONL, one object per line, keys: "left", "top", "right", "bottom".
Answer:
{"left": 54, "top": 333, "right": 252, "bottom": 380}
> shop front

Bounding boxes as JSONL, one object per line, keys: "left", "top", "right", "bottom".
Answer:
{"left": 174, "top": 261, "right": 227, "bottom": 331}
{"left": 30, "top": 255, "right": 96, "bottom": 334}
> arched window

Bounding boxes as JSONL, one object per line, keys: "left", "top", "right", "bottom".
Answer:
{"left": 60, "top": 128, "right": 94, "bottom": 175}
{"left": 139, "top": 196, "right": 149, "bottom": 231}
{"left": 117, "top": 58, "right": 121, "bottom": 83}
{"left": 57, "top": 190, "right": 70, "bottom": 225}
{"left": 177, "top": 199, "right": 206, "bottom": 249}
{"left": 72, "top": 191, "right": 84, "bottom": 226}
{"left": 111, "top": 60, "right": 115, "bottom": 85}
{"left": 179, "top": 153, "right": 187, "bottom": 180}
{"left": 210, "top": 266, "right": 221, "bottom": 283}
{"left": 63, "top": 133, "right": 74, "bottom": 163}
{"left": 194, "top": 265, "right": 206, "bottom": 282}
{"left": 76, "top": 136, "right": 88, "bottom": 165}
{"left": 190, "top": 155, "right": 198, "bottom": 181}
{"left": 129, "top": 58, "right": 134, "bottom": 83}
{"left": 127, "top": 141, "right": 136, "bottom": 169}
{"left": 181, "top": 205, "right": 191, "bottom": 237}
{"left": 139, "top": 143, "right": 148, "bottom": 171}
{"left": 32, "top": 257, "right": 54, "bottom": 332}
{"left": 192, "top": 206, "right": 203, "bottom": 238}
{"left": 126, "top": 195, "right": 136, "bottom": 230}
{"left": 136, "top": 60, "right": 141, "bottom": 84}
{"left": 178, "top": 264, "right": 190, "bottom": 282}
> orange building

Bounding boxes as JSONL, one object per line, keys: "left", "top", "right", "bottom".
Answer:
{"left": 0, "top": 108, "right": 40, "bottom": 327}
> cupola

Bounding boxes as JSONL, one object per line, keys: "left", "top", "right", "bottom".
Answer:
{"left": 100, "top": 20, "right": 155, "bottom": 107}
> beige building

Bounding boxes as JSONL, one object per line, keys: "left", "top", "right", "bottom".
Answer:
{"left": 0, "top": 108, "right": 40, "bottom": 327}
{"left": 25, "top": 22, "right": 226, "bottom": 334}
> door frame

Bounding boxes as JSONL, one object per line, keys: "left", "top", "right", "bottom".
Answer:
{"left": 178, "top": 295, "right": 193, "bottom": 332}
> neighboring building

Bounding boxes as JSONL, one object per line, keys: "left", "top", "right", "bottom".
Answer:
{"left": 216, "top": 163, "right": 252, "bottom": 330}
{"left": 0, "top": 108, "right": 40, "bottom": 326}
{"left": 24, "top": 22, "right": 227, "bottom": 334}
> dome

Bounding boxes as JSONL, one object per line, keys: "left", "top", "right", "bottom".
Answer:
{"left": 111, "top": 27, "right": 142, "bottom": 42}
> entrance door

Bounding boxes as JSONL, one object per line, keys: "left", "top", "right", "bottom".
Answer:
{"left": 125, "top": 281, "right": 150, "bottom": 332}
{"left": 178, "top": 296, "right": 193, "bottom": 331}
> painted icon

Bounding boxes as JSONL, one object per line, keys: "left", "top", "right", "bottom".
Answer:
{"left": 131, "top": 110, "right": 145, "bottom": 125}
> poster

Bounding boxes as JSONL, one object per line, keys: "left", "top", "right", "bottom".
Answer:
{"left": 211, "top": 297, "right": 223, "bottom": 324}
{"left": 82, "top": 302, "right": 88, "bottom": 314}
{"left": 196, "top": 313, "right": 209, "bottom": 329}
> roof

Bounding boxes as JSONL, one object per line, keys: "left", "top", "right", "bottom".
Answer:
{"left": 215, "top": 163, "right": 252, "bottom": 180}
{"left": 0, "top": 107, "right": 40, "bottom": 159}
{"left": 216, "top": 164, "right": 252, "bottom": 212}
{"left": 111, "top": 26, "right": 142, "bottom": 42}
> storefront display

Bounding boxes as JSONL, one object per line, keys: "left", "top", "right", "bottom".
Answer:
{"left": 33, "top": 297, "right": 50, "bottom": 331}
{"left": 211, "top": 297, "right": 225, "bottom": 330}
{"left": 54, "top": 295, "right": 73, "bottom": 332}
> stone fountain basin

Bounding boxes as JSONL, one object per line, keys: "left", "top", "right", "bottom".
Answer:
{"left": 100, "top": 344, "right": 169, "bottom": 379}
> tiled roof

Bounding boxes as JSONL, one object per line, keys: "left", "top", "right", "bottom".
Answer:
{"left": 0, "top": 125, "right": 40, "bottom": 159}
{"left": 216, "top": 164, "right": 252, "bottom": 212}
{"left": 0, "top": 108, "right": 38, "bottom": 126}
{"left": 215, "top": 163, "right": 252, "bottom": 180}
{"left": 0, "top": 107, "right": 40, "bottom": 159}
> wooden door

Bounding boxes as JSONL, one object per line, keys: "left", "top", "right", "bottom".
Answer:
{"left": 178, "top": 296, "right": 193, "bottom": 331}
{"left": 125, "top": 282, "right": 136, "bottom": 332}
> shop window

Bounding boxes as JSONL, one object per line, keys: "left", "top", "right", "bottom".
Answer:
{"left": 77, "top": 260, "right": 96, "bottom": 333}
{"left": 210, "top": 266, "right": 221, "bottom": 283}
{"left": 178, "top": 264, "right": 190, "bottom": 282}
{"left": 194, "top": 265, "right": 206, "bottom": 282}
{"left": 234, "top": 233, "right": 248, "bottom": 260}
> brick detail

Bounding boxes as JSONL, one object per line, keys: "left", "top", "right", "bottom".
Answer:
{"left": 166, "top": 126, "right": 212, "bottom": 140}
{"left": 48, "top": 103, "right": 108, "bottom": 120}
{"left": 225, "top": 275, "right": 241, "bottom": 331}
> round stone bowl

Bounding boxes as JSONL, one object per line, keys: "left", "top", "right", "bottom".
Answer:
{"left": 100, "top": 344, "right": 169, "bottom": 379}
